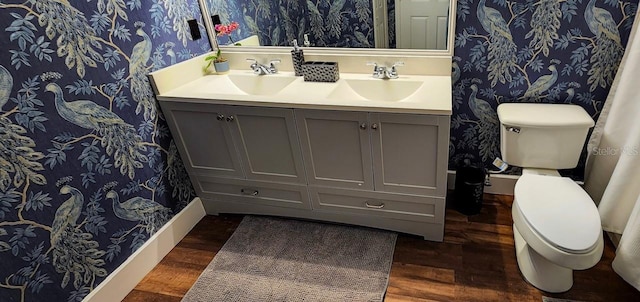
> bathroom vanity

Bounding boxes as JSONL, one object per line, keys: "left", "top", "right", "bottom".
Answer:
{"left": 150, "top": 56, "right": 452, "bottom": 240}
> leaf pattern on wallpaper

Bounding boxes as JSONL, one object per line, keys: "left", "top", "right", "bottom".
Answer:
{"left": 34, "top": 0, "right": 104, "bottom": 78}
{"left": 0, "top": 68, "right": 47, "bottom": 191}
{"left": 97, "top": 0, "right": 129, "bottom": 21}
{"left": 327, "top": 0, "right": 346, "bottom": 39}
{"left": 527, "top": 0, "right": 562, "bottom": 57}
{"left": 451, "top": 0, "right": 637, "bottom": 170}
{"left": 160, "top": 0, "right": 198, "bottom": 46}
{"left": 306, "top": 0, "right": 326, "bottom": 44}
{"left": 0, "top": 116, "right": 46, "bottom": 191}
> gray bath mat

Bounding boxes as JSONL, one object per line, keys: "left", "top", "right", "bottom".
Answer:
{"left": 181, "top": 215, "right": 397, "bottom": 302}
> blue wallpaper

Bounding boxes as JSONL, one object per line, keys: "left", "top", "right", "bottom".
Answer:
{"left": 206, "top": 0, "right": 376, "bottom": 47}
{"left": 0, "top": 0, "right": 210, "bottom": 301}
{"left": 451, "top": 0, "right": 637, "bottom": 173}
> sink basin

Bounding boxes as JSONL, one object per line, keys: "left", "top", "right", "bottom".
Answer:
{"left": 227, "top": 74, "right": 297, "bottom": 95}
{"left": 328, "top": 79, "right": 424, "bottom": 102}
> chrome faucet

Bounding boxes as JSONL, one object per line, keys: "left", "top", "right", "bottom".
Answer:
{"left": 246, "top": 58, "right": 281, "bottom": 75}
{"left": 367, "top": 62, "right": 404, "bottom": 79}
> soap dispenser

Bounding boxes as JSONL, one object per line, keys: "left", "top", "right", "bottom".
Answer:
{"left": 291, "top": 39, "right": 305, "bottom": 76}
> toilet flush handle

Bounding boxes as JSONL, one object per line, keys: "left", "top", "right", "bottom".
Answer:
{"left": 507, "top": 126, "right": 521, "bottom": 133}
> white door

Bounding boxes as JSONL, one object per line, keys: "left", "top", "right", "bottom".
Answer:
{"left": 373, "top": 0, "right": 388, "bottom": 48}
{"left": 396, "top": 0, "right": 449, "bottom": 49}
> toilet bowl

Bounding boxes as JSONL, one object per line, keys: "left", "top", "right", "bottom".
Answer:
{"left": 512, "top": 173, "right": 603, "bottom": 293}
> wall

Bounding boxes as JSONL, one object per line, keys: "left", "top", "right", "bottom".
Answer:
{"left": 451, "top": 0, "right": 637, "bottom": 175}
{"left": 206, "top": 0, "right": 376, "bottom": 47}
{"left": 0, "top": 1, "right": 210, "bottom": 301}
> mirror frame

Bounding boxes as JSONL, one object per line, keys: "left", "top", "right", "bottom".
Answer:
{"left": 197, "top": 0, "right": 457, "bottom": 57}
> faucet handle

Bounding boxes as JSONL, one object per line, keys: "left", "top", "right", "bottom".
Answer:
{"left": 268, "top": 59, "right": 281, "bottom": 73}
{"left": 391, "top": 61, "right": 404, "bottom": 70}
{"left": 269, "top": 59, "right": 281, "bottom": 66}
{"left": 246, "top": 58, "right": 258, "bottom": 67}
{"left": 388, "top": 62, "right": 404, "bottom": 78}
{"left": 367, "top": 61, "right": 385, "bottom": 74}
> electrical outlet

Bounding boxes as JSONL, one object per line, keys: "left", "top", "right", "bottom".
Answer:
{"left": 187, "top": 19, "right": 201, "bottom": 40}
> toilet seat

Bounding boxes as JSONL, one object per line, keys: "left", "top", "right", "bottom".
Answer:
{"left": 514, "top": 174, "right": 601, "bottom": 254}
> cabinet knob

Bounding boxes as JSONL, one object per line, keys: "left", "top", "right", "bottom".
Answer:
{"left": 216, "top": 114, "right": 225, "bottom": 121}
{"left": 365, "top": 201, "right": 385, "bottom": 209}
{"left": 359, "top": 122, "right": 367, "bottom": 130}
{"left": 371, "top": 123, "right": 378, "bottom": 130}
{"left": 241, "top": 189, "right": 259, "bottom": 196}
{"left": 226, "top": 115, "right": 235, "bottom": 122}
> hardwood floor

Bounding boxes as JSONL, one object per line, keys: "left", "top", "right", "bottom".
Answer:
{"left": 124, "top": 194, "right": 640, "bottom": 301}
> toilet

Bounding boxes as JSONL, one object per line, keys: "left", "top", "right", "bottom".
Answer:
{"left": 497, "top": 103, "right": 603, "bottom": 293}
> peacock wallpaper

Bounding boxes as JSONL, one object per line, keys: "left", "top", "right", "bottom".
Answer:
{"left": 206, "top": 0, "right": 377, "bottom": 47}
{"left": 1, "top": 0, "right": 638, "bottom": 301}
{"left": 0, "top": 0, "right": 210, "bottom": 301}
{"left": 451, "top": 0, "right": 637, "bottom": 171}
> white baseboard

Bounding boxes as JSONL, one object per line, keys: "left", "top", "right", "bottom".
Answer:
{"left": 447, "top": 170, "right": 518, "bottom": 196}
{"left": 84, "top": 198, "right": 206, "bottom": 302}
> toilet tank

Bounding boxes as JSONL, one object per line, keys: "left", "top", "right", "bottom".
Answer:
{"left": 497, "top": 103, "right": 595, "bottom": 169}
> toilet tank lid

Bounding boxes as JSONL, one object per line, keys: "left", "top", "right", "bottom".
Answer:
{"left": 497, "top": 103, "right": 594, "bottom": 128}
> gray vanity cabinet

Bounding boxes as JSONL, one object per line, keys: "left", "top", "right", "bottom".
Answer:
{"left": 162, "top": 102, "right": 306, "bottom": 184}
{"left": 161, "top": 101, "right": 449, "bottom": 241}
{"left": 295, "top": 110, "right": 375, "bottom": 190}
{"left": 161, "top": 101, "right": 310, "bottom": 210}
{"left": 370, "top": 113, "right": 449, "bottom": 197}
{"left": 229, "top": 106, "right": 306, "bottom": 184}
{"left": 296, "top": 109, "right": 449, "bottom": 196}
{"left": 161, "top": 102, "right": 244, "bottom": 179}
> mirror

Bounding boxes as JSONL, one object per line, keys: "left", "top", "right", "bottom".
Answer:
{"left": 198, "top": 0, "right": 455, "bottom": 54}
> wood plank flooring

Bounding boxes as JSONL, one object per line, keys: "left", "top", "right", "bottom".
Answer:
{"left": 124, "top": 194, "right": 640, "bottom": 301}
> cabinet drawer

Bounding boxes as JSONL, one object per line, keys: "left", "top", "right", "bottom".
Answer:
{"left": 309, "top": 187, "right": 444, "bottom": 223}
{"left": 196, "top": 176, "right": 311, "bottom": 210}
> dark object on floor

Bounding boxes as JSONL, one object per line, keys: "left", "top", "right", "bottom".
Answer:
{"left": 454, "top": 162, "right": 486, "bottom": 215}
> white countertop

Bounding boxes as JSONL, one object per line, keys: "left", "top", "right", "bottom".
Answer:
{"left": 156, "top": 70, "right": 452, "bottom": 115}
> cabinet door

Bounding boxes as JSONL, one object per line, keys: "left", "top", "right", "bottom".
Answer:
{"left": 296, "top": 110, "right": 373, "bottom": 190}
{"left": 160, "top": 102, "right": 244, "bottom": 179}
{"left": 370, "top": 113, "right": 449, "bottom": 196}
{"left": 228, "top": 106, "right": 306, "bottom": 184}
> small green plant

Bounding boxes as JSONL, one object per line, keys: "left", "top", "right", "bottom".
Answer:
{"left": 203, "top": 48, "right": 225, "bottom": 72}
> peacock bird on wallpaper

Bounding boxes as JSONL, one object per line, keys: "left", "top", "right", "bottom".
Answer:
{"left": 42, "top": 72, "right": 148, "bottom": 179}
{"left": 469, "top": 83, "right": 499, "bottom": 125}
{"left": 51, "top": 181, "right": 107, "bottom": 289}
{"left": 585, "top": 0, "right": 625, "bottom": 91}
{"left": 522, "top": 59, "right": 560, "bottom": 101}
{"left": 477, "top": 0, "right": 518, "bottom": 87}
{"left": 129, "top": 21, "right": 156, "bottom": 121}
{"left": 0, "top": 65, "right": 12, "bottom": 110}
{"left": 106, "top": 190, "right": 172, "bottom": 235}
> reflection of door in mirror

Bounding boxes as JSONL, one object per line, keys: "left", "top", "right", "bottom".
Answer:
{"left": 396, "top": 0, "right": 449, "bottom": 50}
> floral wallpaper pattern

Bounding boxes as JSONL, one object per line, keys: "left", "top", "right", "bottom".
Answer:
{"left": 450, "top": 0, "right": 637, "bottom": 173}
{"left": 0, "top": 0, "right": 210, "bottom": 301}
{"left": 206, "top": 0, "right": 376, "bottom": 47}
